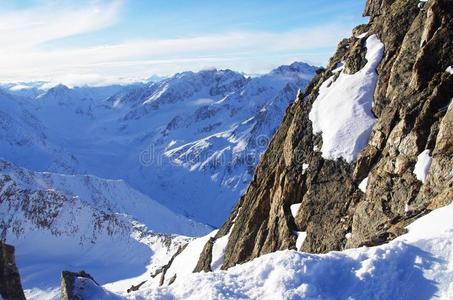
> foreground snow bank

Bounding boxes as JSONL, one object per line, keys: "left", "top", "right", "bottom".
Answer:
{"left": 122, "top": 203, "right": 453, "bottom": 299}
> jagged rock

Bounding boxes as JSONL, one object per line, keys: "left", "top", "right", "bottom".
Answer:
{"left": 0, "top": 242, "right": 26, "bottom": 300}
{"left": 61, "top": 271, "right": 99, "bottom": 300}
{"left": 127, "top": 280, "right": 147, "bottom": 293}
{"left": 344, "top": 37, "right": 368, "bottom": 74}
{"left": 167, "top": 274, "right": 177, "bottom": 286}
{"left": 195, "top": 0, "right": 453, "bottom": 270}
{"left": 363, "top": 0, "right": 384, "bottom": 17}
{"left": 60, "top": 270, "right": 120, "bottom": 300}
{"left": 193, "top": 237, "right": 215, "bottom": 272}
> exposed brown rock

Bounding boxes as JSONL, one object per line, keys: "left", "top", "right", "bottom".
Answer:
{"left": 193, "top": 237, "right": 215, "bottom": 272}
{"left": 0, "top": 242, "right": 26, "bottom": 300}
{"left": 195, "top": 0, "right": 453, "bottom": 270}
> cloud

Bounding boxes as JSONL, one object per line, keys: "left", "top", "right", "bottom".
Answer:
{"left": 0, "top": 1, "right": 353, "bottom": 86}
{"left": 0, "top": 0, "right": 122, "bottom": 50}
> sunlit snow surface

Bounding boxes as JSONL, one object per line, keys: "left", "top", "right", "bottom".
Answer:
{"left": 413, "top": 149, "right": 433, "bottom": 183}
{"left": 309, "top": 35, "right": 384, "bottom": 163}
{"left": 0, "top": 160, "right": 201, "bottom": 294}
{"left": 358, "top": 177, "right": 369, "bottom": 192}
{"left": 104, "top": 203, "right": 452, "bottom": 300}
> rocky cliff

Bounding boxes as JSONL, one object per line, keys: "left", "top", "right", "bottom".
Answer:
{"left": 195, "top": 0, "right": 452, "bottom": 270}
{"left": 0, "top": 242, "right": 26, "bottom": 300}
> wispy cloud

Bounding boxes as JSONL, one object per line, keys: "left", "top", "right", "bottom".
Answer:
{"left": 0, "top": 1, "right": 354, "bottom": 86}
{"left": 0, "top": 1, "right": 122, "bottom": 50}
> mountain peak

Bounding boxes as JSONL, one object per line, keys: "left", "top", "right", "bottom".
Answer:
{"left": 270, "top": 61, "right": 319, "bottom": 76}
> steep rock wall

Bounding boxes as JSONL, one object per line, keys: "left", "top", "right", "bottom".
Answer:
{"left": 196, "top": 0, "right": 452, "bottom": 270}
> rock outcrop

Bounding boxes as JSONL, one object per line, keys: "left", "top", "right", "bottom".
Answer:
{"left": 61, "top": 270, "right": 99, "bottom": 300}
{"left": 0, "top": 242, "right": 26, "bottom": 300}
{"left": 195, "top": 0, "right": 452, "bottom": 269}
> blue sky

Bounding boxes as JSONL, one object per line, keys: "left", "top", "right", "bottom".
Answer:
{"left": 0, "top": 0, "right": 367, "bottom": 86}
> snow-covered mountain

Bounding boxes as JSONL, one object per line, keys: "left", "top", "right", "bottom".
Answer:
{"left": 0, "top": 62, "right": 318, "bottom": 226}
{"left": 0, "top": 61, "right": 317, "bottom": 297}
{"left": 2, "top": 0, "right": 451, "bottom": 299}
{"left": 0, "top": 159, "right": 205, "bottom": 294}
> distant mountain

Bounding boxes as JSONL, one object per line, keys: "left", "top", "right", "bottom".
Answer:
{"left": 0, "top": 62, "right": 318, "bottom": 226}
{"left": 0, "top": 159, "right": 205, "bottom": 290}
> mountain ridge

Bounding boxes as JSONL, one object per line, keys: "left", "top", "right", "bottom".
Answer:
{"left": 0, "top": 62, "right": 318, "bottom": 226}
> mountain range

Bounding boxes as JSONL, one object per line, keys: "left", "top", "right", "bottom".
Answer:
{"left": 0, "top": 62, "right": 318, "bottom": 297}
{"left": 0, "top": 62, "right": 317, "bottom": 227}
{"left": 1, "top": 0, "right": 452, "bottom": 299}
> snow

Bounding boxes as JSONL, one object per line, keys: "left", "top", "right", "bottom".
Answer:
{"left": 163, "top": 231, "right": 218, "bottom": 285}
{"left": 290, "top": 203, "right": 301, "bottom": 218}
{"left": 117, "top": 203, "right": 453, "bottom": 300}
{"left": 291, "top": 203, "right": 306, "bottom": 250}
{"left": 0, "top": 160, "right": 210, "bottom": 236}
{"left": 356, "top": 32, "right": 368, "bottom": 39}
{"left": 210, "top": 209, "right": 241, "bottom": 271}
{"left": 358, "top": 177, "right": 369, "bottom": 192}
{"left": 210, "top": 234, "right": 230, "bottom": 271}
{"left": 332, "top": 62, "right": 344, "bottom": 73}
{"left": 413, "top": 149, "right": 433, "bottom": 183}
{"left": 295, "top": 231, "right": 307, "bottom": 251}
{"left": 0, "top": 62, "right": 317, "bottom": 227}
{"left": 0, "top": 159, "right": 197, "bottom": 296}
{"left": 73, "top": 277, "right": 123, "bottom": 300}
{"left": 309, "top": 35, "right": 384, "bottom": 163}
{"left": 24, "top": 286, "right": 61, "bottom": 300}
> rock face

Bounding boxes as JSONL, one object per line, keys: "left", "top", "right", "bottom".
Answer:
{"left": 60, "top": 271, "right": 97, "bottom": 300}
{"left": 0, "top": 242, "right": 26, "bottom": 300}
{"left": 196, "top": 0, "right": 453, "bottom": 269}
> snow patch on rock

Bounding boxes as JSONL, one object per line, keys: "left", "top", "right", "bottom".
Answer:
{"left": 358, "top": 177, "right": 369, "bottom": 193}
{"left": 163, "top": 231, "right": 218, "bottom": 285}
{"left": 290, "top": 203, "right": 302, "bottom": 218}
{"left": 309, "top": 34, "right": 384, "bottom": 163}
{"left": 413, "top": 149, "right": 432, "bottom": 183}
{"left": 295, "top": 231, "right": 307, "bottom": 251}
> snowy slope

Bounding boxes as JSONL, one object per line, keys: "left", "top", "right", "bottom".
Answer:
{"left": 0, "top": 160, "right": 210, "bottom": 236}
{"left": 0, "top": 159, "right": 208, "bottom": 294}
{"left": 0, "top": 62, "right": 317, "bottom": 226}
{"left": 109, "top": 203, "right": 453, "bottom": 299}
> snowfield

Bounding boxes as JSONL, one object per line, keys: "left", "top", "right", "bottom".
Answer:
{"left": 0, "top": 160, "right": 210, "bottom": 236}
{"left": 0, "top": 159, "right": 200, "bottom": 294}
{"left": 112, "top": 203, "right": 453, "bottom": 299}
